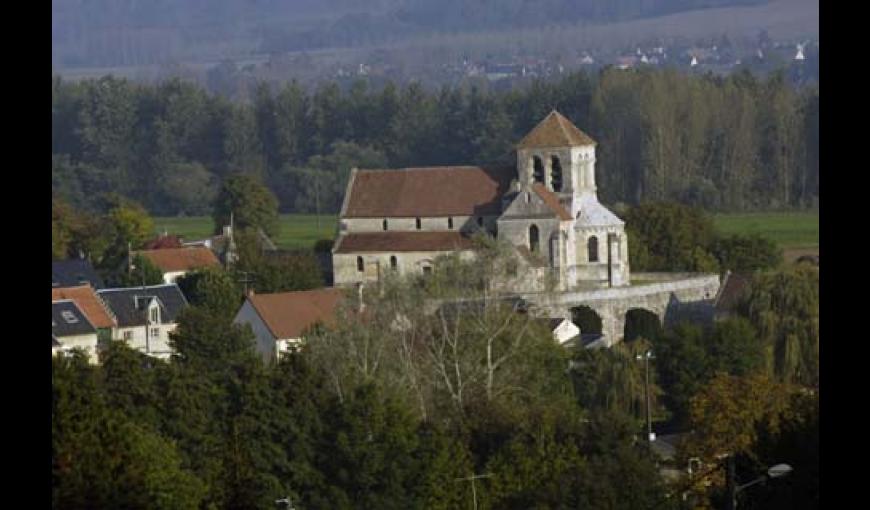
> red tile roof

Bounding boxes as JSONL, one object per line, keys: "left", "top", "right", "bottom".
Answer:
{"left": 136, "top": 247, "right": 220, "bottom": 273}
{"left": 51, "top": 285, "right": 116, "bottom": 329}
{"left": 516, "top": 110, "right": 596, "bottom": 148}
{"left": 333, "top": 232, "right": 477, "bottom": 254}
{"left": 532, "top": 183, "right": 572, "bottom": 220}
{"left": 343, "top": 166, "right": 514, "bottom": 218}
{"left": 248, "top": 288, "right": 345, "bottom": 339}
{"left": 142, "top": 235, "right": 184, "bottom": 250}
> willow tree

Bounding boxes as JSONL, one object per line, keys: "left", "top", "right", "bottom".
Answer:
{"left": 742, "top": 265, "right": 819, "bottom": 387}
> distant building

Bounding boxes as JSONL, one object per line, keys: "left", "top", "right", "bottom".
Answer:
{"left": 98, "top": 283, "right": 189, "bottom": 359}
{"left": 133, "top": 246, "right": 221, "bottom": 283}
{"left": 795, "top": 44, "right": 806, "bottom": 61}
{"left": 52, "top": 300, "right": 99, "bottom": 363}
{"left": 52, "top": 259, "right": 105, "bottom": 289}
{"left": 233, "top": 288, "right": 345, "bottom": 363}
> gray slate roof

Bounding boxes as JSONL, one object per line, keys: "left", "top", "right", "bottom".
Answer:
{"left": 98, "top": 284, "right": 188, "bottom": 327}
{"left": 52, "top": 300, "right": 97, "bottom": 337}
{"left": 52, "top": 259, "right": 105, "bottom": 289}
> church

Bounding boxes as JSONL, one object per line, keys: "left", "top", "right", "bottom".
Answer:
{"left": 332, "top": 111, "right": 630, "bottom": 291}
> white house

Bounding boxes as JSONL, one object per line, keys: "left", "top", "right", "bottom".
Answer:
{"left": 52, "top": 300, "right": 99, "bottom": 363}
{"left": 98, "top": 283, "right": 189, "bottom": 359}
{"left": 233, "top": 288, "right": 344, "bottom": 363}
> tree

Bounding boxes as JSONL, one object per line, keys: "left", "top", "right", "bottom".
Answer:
{"left": 680, "top": 372, "right": 795, "bottom": 508}
{"left": 571, "top": 338, "right": 662, "bottom": 423}
{"left": 52, "top": 353, "right": 207, "bottom": 509}
{"left": 212, "top": 174, "right": 280, "bottom": 237}
{"left": 712, "top": 234, "right": 783, "bottom": 272}
{"left": 316, "top": 383, "right": 421, "bottom": 509}
{"left": 708, "top": 317, "right": 766, "bottom": 377}
{"left": 106, "top": 198, "right": 155, "bottom": 249}
{"left": 176, "top": 267, "right": 242, "bottom": 317}
{"left": 625, "top": 202, "right": 719, "bottom": 272}
{"left": 653, "top": 323, "right": 712, "bottom": 426}
{"left": 742, "top": 265, "right": 819, "bottom": 387}
{"left": 116, "top": 253, "right": 164, "bottom": 287}
{"left": 160, "top": 161, "right": 218, "bottom": 216}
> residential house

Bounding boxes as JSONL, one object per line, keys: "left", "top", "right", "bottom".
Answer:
{"left": 98, "top": 283, "right": 188, "bottom": 359}
{"left": 52, "top": 259, "right": 105, "bottom": 289}
{"left": 51, "top": 284, "right": 117, "bottom": 343}
{"left": 233, "top": 288, "right": 344, "bottom": 363}
{"left": 52, "top": 300, "right": 99, "bottom": 363}
{"left": 133, "top": 246, "right": 221, "bottom": 283}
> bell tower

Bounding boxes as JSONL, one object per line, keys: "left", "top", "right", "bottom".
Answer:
{"left": 515, "top": 110, "right": 598, "bottom": 203}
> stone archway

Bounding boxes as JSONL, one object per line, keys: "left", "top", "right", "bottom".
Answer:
{"left": 623, "top": 308, "right": 663, "bottom": 343}
{"left": 571, "top": 305, "right": 603, "bottom": 345}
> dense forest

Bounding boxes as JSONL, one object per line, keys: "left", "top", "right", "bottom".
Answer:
{"left": 52, "top": 67, "right": 819, "bottom": 217}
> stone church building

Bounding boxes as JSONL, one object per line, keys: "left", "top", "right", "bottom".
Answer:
{"left": 333, "top": 111, "right": 629, "bottom": 291}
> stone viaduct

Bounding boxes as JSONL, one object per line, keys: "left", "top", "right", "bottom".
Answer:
{"left": 517, "top": 273, "right": 722, "bottom": 346}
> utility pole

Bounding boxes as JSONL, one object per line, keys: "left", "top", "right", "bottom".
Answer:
{"left": 455, "top": 473, "right": 492, "bottom": 510}
{"left": 314, "top": 172, "right": 321, "bottom": 231}
{"left": 725, "top": 455, "right": 737, "bottom": 510}
{"left": 636, "top": 349, "right": 655, "bottom": 441}
{"left": 238, "top": 271, "right": 255, "bottom": 296}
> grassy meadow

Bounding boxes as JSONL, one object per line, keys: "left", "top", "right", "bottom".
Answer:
{"left": 153, "top": 214, "right": 338, "bottom": 250}
{"left": 153, "top": 211, "right": 819, "bottom": 254}
{"left": 712, "top": 212, "right": 819, "bottom": 249}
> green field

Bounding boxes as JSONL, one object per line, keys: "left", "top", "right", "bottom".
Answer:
{"left": 153, "top": 214, "right": 338, "bottom": 250}
{"left": 712, "top": 212, "right": 819, "bottom": 249}
{"left": 154, "top": 211, "right": 819, "bottom": 252}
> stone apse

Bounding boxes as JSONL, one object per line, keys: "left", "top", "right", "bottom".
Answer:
{"left": 518, "top": 273, "right": 722, "bottom": 346}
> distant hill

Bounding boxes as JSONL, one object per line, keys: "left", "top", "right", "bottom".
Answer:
{"left": 53, "top": 0, "right": 778, "bottom": 69}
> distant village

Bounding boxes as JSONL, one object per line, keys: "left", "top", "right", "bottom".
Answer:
{"left": 331, "top": 37, "right": 819, "bottom": 86}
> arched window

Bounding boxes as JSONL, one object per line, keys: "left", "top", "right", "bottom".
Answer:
{"left": 357, "top": 256, "right": 364, "bottom": 272}
{"left": 587, "top": 236, "right": 599, "bottom": 262}
{"left": 390, "top": 256, "right": 397, "bottom": 270}
{"left": 382, "top": 219, "right": 388, "bottom": 231}
{"left": 529, "top": 224, "right": 540, "bottom": 253}
{"left": 551, "top": 156, "right": 563, "bottom": 192}
{"left": 416, "top": 217, "right": 422, "bottom": 230}
{"left": 448, "top": 217, "right": 454, "bottom": 229}
{"left": 532, "top": 156, "right": 545, "bottom": 183}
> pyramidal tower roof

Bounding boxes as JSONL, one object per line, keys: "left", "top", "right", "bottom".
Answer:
{"left": 516, "top": 110, "right": 597, "bottom": 149}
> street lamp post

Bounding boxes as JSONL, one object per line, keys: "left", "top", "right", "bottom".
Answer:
{"left": 635, "top": 349, "right": 655, "bottom": 441}
{"left": 725, "top": 456, "right": 793, "bottom": 510}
